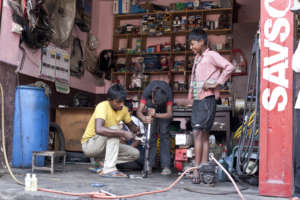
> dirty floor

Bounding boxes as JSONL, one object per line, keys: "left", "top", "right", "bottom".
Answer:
{"left": 0, "top": 163, "right": 287, "bottom": 200}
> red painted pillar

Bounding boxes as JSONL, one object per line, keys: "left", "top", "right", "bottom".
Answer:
{"left": 260, "top": 0, "right": 294, "bottom": 197}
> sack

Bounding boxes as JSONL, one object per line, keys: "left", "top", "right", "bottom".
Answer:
{"left": 85, "top": 46, "right": 99, "bottom": 74}
{"left": 44, "top": 0, "right": 76, "bottom": 48}
{"left": 84, "top": 34, "right": 99, "bottom": 75}
{"left": 70, "top": 37, "right": 84, "bottom": 77}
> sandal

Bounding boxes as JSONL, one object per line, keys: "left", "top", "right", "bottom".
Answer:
{"left": 99, "top": 170, "right": 128, "bottom": 178}
{"left": 88, "top": 167, "right": 102, "bottom": 173}
{"left": 192, "top": 169, "right": 201, "bottom": 184}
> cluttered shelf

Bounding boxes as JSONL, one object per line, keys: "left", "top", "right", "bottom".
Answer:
{"left": 126, "top": 89, "right": 230, "bottom": 95}
{"left": 112, "top": 1, "right": 234, "bottom": 96}
{"left": 114, "top": 29, "right": 232, "bottom": 38}
{"left": 114, "top": 8, "right": 233, "bottom": 19}
{"left": 114, "top": 49, "right": 232, "bottom": 57}
{"left": 112, "top": 71, "right": 169, "bottom": 75}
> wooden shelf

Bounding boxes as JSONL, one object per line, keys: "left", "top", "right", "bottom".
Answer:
{"left": 112, "top": 72, "right": 126, "bottom": 75}
{"left": 115, "top": 51, "right": 173, "bottom": 56}
{"left": 115, "top": 49, "right": 231, "bottom": 57}
{"left": 127, "top": 90, "right": 144, "bottom": 95}
{"left": 144, "top": 71, "right": 169, "bottom": 75}
{"left": 171, "top": 70, "right": 192, "bottom": 74}
{"left": 114, "top": 29, "right": 232, "bottom": 38}
{"left": 220, "top": 90, "right": 230, "bottom": 93}
{"left": 112, "top": 71, "right": 169, "bottom": 75}
{"left": 114, "top": 8, "right": 233, "bottom": 19}
{"left": 112, "top": 7, "right": 233, "bottom": 97}
{"left": 127, "top": 89, "right": 230, "bottom": 94}
{"left": 173, "top": 90, "right": 188, "bottom": 94}
{"left": 232, "top": 72, "right": 248, "bottom": 76}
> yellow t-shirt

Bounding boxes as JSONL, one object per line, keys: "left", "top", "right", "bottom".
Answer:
{"left": 81, "top": 100, "right": 132, "bottom": 144}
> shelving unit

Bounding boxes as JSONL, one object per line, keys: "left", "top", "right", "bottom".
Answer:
{"left": 111, "top": 7, "right": 233, "bottom": 98}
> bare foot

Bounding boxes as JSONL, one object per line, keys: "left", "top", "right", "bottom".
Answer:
{"left": 192, "top": 169, "right": 201, "bottom": 184}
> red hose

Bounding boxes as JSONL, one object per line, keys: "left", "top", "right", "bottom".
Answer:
{"left": 38, "top": 167, "right": 197, "bottom": 199}
{"left": 36, "top": 155, "right": 246, "bottom": 199}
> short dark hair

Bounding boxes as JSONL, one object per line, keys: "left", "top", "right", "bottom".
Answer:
{"left": 188, "top": 28, "right": 208, "bottom": 45}
{"left": 125, "top": 100, "right": 133, "bottom": 112}
{"left": 107, "top": 84, "right": 127, "bottom": 102}
{"left": 152, "top": 87, "right": 168, "bottom": 106}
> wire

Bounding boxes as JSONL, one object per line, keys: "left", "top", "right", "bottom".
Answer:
{"left": 210, "top": 155, "right": 246, "bottom": 200}
{"left": 184, "top": 186, "right": 248, "bottom": 195}
{"left": 38, "top": 156, "right": 247, "bottom": 199}
{"left": 235, "top": 32, "right": 260, "bottom": 177}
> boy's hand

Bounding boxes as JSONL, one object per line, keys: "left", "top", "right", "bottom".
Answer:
{"left": 203, "top": 81, "right": 218, "bottom": 90}
{"left": 132, "top": 125, "right": 140, "bottom": 135}
{"left": 143, "top": 116, "right": 153, "bottom": 124}
{"left": 148, "top": 108, "right": 156, "bottom": 117}
{"left": 122, "top": 131, "right": 134, "bottom": 141}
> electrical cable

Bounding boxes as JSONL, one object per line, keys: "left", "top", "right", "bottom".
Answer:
{"left": 210, "top": 155, "right": 246, "bottom": 200}
{"left": 235, "top": 31, "right": 260, "bottom": 177}
{"left": 183, "top": 186, "right": 248, "bottom": 195}
{"left": 37, "top": 155, "right": 247, "bottom": 199}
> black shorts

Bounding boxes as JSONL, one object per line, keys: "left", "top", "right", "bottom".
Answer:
{"left": 191, "top": 95, "right": 216, "bottom": 132}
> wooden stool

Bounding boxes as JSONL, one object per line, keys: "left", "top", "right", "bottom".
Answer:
{"left": 32, "top": 151, "right": 66, "bottom": 174}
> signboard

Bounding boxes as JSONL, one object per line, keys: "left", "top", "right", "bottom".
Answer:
{"left": 260, "top": 0, "right": 294, "bottom": 197}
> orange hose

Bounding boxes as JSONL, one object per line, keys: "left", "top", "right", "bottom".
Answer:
{"left": 38, "top": 167, "right": 197, "bottom": 199}
{"left": 210, "top": 155, "right": 246, "bottom": 200}
{"left": 37, "top": 156, "right": 246, "bottom": 199}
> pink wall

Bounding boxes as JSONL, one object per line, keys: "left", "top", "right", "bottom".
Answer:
{"left": 0, "top": 0, "right": 259, "bottom": 95}
{"left": 0, "top": 0, "right": 98, "bottom": 93}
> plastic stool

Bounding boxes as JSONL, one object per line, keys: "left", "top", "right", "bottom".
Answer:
{"left": 32, "top": 151, "right": 66, "bottom": 174}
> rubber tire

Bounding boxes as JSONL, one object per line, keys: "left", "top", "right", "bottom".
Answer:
{"left": 49, "top": 122, "right": 65, "bottom": 151}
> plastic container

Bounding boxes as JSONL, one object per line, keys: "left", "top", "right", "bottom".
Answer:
{"left": 217, "top": 158, "right": 229, "bottom": 182}
{"left": 217, "top": 147, "right": 229, "bottom": 182}
{"left": 31, "top": 174, "right": 38, "bottom": 191}
{"left": 12, "top": 86, "right": 49, "bottom": 168}
{"left": 24, "top": 173, "right": 31, "bottom": 192}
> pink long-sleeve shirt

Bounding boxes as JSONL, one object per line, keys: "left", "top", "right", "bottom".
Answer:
{"left": 188, "top": 48, "right": 236, "bottom": 100}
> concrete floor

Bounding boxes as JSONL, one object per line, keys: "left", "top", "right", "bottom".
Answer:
{"left": 0, "top": 163, "right": 287, "bottom": 200}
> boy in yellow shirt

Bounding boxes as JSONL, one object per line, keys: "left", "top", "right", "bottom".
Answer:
{"left": 81, "top": 84, "right": 140, "bottom": 177}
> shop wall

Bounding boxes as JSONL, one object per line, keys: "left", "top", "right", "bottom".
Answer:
{"left": 0, "top": 0, "right": 259, "bottom": 96}
{"left": 232, "top": 0, "right": 259, "bottom": 99}
{"left": 0, "top": 0, "right": 99, "bottom": 94}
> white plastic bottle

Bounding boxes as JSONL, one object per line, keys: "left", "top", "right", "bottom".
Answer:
{"left": 24, "top": 173, "right": 32, "bottom": 192}
{"left": 31, "top": 174, "right": 38, "bottom": 192}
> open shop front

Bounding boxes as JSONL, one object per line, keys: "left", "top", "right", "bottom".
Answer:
{"left": 0, "top": 0, "right": 298, "bottom": 198}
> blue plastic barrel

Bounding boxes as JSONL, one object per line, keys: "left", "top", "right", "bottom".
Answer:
{"left": 12, "top": 86, "right": 49, "bottom": 168}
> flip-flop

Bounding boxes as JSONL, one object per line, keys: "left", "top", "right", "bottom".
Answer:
{"left": 88, "top": 167, "right": 102, "bottom": 173}
{"left": 99, "top": 170, "right": 128, "bottom": 178}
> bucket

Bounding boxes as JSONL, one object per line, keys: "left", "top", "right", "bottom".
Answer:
{"left": 12, "top": 86, "right": 49, "bottom": 168}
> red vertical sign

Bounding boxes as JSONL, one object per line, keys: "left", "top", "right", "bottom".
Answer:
{"left": 260, "top": 0, "right": 293, "bottom": 197}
